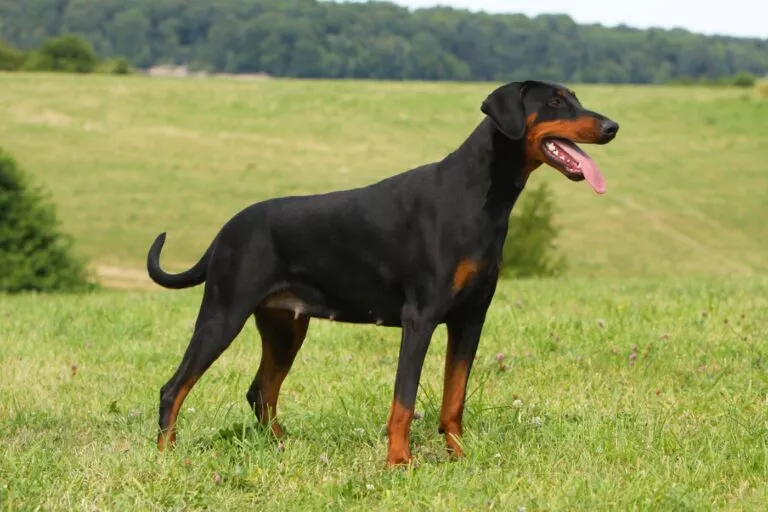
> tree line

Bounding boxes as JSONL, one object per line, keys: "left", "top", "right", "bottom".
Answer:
{"left": 0, "top": 33, "right": 132, "bottom": 74}
{"left": 1, "top": 0, "right": 766, "bottom": 83}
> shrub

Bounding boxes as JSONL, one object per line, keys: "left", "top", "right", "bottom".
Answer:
{"left": 22, "top": 34, "right": 97, "bottom": 73}
{"left": 0, "top": 40, "right": 25, "bottom": 71}
{"left": 97, "top": 57, "right": 134, "bottom": 75}
{"left": 19, "top": 51, "right": 48, "bottom": 71}
{"left": 0, "top": 148, "right": 94, "bottom": 293}
{"left": 732, "top": 71, "right": 756, "bottom": 87}
{"left": 501, "top": 181, "right": 567, "bottom": 279}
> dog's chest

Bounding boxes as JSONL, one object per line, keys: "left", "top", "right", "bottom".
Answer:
{"left": 443, "top": 220, "right": 507, "bottom": 306}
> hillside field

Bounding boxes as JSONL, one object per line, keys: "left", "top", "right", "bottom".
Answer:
{"left": 1, "top": 73, "right": 767, "bottom": 510}
{"left": 0, "top": 73, "right": 766, "bottom": 284}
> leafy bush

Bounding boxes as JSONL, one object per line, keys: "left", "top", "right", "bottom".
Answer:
{"left": 22, "top": 34, "right": 97, "bottom": 73}
{"left": 0, "top": 40, "right": 25, "bottom": 71}
{"left": 732, "top": 71, "right": 756, "bottom": 87}
{"left": 97, "top": 57, "right": 134, "bottom": 75}
{"left": 19, "top": 51, "right": 48, "bottom": 71}
{"left": 501, "top": 181, "right": 567, "bottom": 279}
{"left": 0, "top": 149, "right": 93, "bottom": 293}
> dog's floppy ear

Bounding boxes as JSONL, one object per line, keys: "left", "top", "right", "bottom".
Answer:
{"left": 480, "top": 81, "right": 533, "bottom": 140}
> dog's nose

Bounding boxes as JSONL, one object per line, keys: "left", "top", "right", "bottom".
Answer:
{"left": 600, "top": 119, "right": 619, "bottom": 139}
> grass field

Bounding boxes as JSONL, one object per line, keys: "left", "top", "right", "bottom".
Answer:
{"left": 2, "top": 73, "right": 768, "bottom": 510}
{"left": 2, "top": 278, "right": 767, "bottom": 510}
{"left": 0, "top": 73, "right": 767, "bottom": 281}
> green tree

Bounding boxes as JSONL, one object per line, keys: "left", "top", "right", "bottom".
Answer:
{"left": 23, "top": 33, "right": 98, "bottom": 73}
{"left": 110, "top": 8, "right": 151, "bottom": 65}
{"left": 0, "top": 0, "right": 766, "bottom": 83}
{"left": 0, "top": 40, "right": 24, "bottom": 70}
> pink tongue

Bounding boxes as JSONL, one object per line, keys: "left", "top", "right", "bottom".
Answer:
{"left": 553, "top": 140, "right": 606, "bottom": 194}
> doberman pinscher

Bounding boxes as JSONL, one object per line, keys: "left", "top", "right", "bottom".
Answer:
{"left": 147, "top": 79, "right": 619, "bottom": 466}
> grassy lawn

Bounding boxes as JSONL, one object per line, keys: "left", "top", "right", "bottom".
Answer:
{"left": 0, "top": 73, "right": 766, "bottom": 279}
{"left": 1, "top": 74, "right": 767, "bottom": 510}
{"left": 1, "top": 278, "right": 767, "bottom": 510}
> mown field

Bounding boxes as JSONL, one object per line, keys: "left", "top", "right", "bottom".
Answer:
{"left": 1, "top": 74, "right": 767, "bottom": 510}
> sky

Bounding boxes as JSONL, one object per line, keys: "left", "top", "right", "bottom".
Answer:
{"left": 342, "top": 0, "right": 767, "bottom": 39}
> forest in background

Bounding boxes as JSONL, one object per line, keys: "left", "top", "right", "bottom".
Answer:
{"left": 1, "top": 0, "right": 767, "bottom": 83}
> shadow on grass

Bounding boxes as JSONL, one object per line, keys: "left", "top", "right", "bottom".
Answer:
{"left": 194, "top": 421, "right": 281, "bottom": 452}
{"left": 193, "top": 417, "right": 357, "bottom": 449}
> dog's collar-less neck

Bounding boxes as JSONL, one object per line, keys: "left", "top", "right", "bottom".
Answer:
{"left": 446, "top": 118, "right": 527, "bottom": 209}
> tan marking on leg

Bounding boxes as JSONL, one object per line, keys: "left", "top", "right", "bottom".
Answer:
{"left": 254, "top": 311, "right": 309, "bottom": 437}
{"left": 158, "top": 375, "right": 199, "bottom": 451}
{"left": 439, "top": 331, "right": 470, "bottom": 457}
{"left": 439, "top": 359, "right": 469, "bottom": 457}
{"left": 386, "top": 400, "right": 414, "bottom": 466}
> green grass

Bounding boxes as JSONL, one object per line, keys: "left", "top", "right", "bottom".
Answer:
{"left": 0, "top": 73, "right": 767, "bottom": 279}
{"left": 2, "top": 73, "right": 767, "bottom": 509}
{"left": 1, "top": 278, "right": 767, "bottom": 509}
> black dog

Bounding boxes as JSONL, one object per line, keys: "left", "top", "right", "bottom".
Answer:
{"left": 147, "top": 80, "right": 618, "bottom": 465}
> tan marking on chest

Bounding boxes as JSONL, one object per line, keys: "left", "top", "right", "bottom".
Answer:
{"left": 452, "top": 259, "right": 481, "bottom": 295}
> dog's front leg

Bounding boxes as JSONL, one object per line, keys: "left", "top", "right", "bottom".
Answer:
{"left": 438, "top": 311, "right": 487, "bottom": 458}
{"left": 386, "top": 306, "right": 437, "bottom": 466}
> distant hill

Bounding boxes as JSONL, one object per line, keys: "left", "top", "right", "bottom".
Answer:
{"left": 1, "top": 73, "right": 767, "bottom": 278}
{"left": 1, "top": 0, "right": 767, "bottom": 83}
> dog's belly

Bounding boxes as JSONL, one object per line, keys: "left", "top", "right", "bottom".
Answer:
{"left": 261, "top": 283, "right": 403, "bottom": 327}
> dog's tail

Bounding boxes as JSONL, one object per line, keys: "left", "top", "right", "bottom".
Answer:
{"left": 146, "top": 233, "right": 210, "bottom": 290}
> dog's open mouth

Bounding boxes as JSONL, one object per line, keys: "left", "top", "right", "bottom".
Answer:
{"left": 541, "top": 138, "right": 606, "bottom": 194}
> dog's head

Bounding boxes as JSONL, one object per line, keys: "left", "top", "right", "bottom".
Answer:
{"left": 481, "top": 80, "right": 619, "bottom": 194}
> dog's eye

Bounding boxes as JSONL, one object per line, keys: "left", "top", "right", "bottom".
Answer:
{"left": 549, "top": 97, "right": 565, "bottom": 108}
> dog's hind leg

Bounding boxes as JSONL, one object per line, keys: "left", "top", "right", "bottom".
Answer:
{"left": 156, "top": 284, "right": 254, "bottom": 451}
{"left": 246, "top": 309, "right": 310, "bottom": 437}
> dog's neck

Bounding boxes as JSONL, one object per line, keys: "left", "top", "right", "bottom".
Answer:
{"left": 442, "top": 118, "right": 528, "bottom": 214}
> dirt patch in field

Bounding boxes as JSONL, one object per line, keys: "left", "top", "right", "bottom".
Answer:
{"left": 96, "top": 266, "right": 156, "bottom": 290}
